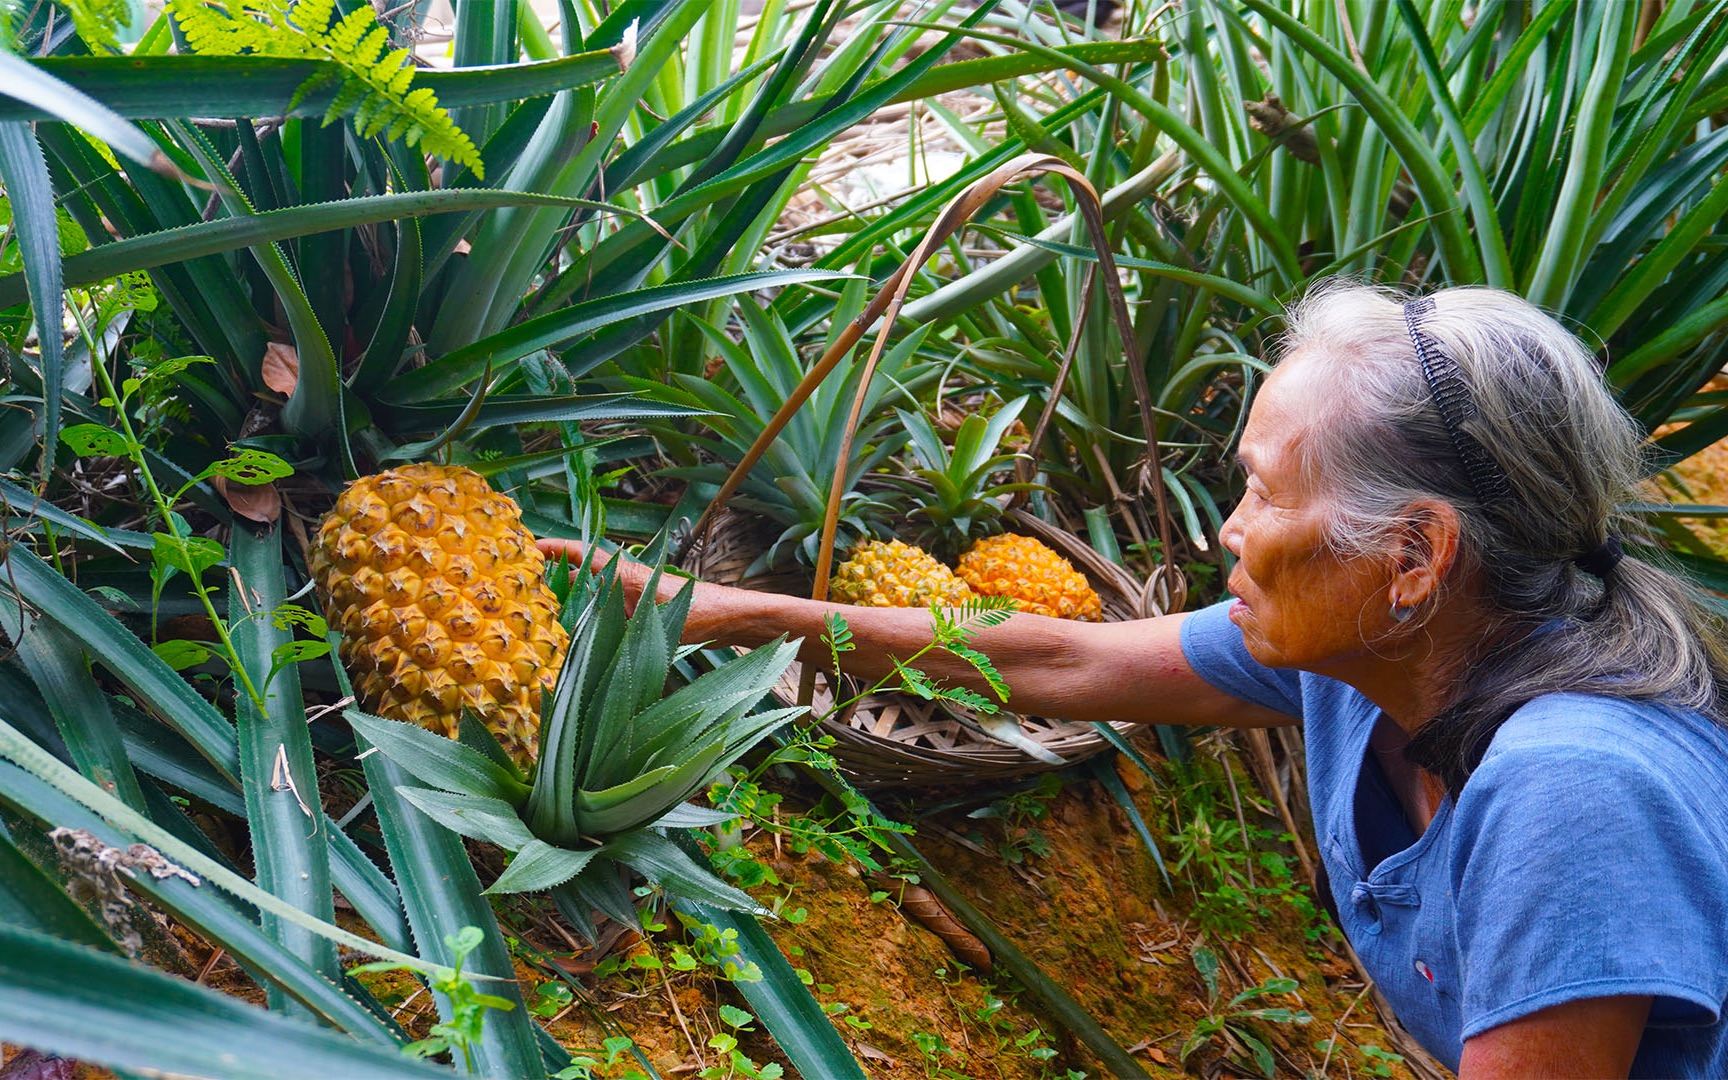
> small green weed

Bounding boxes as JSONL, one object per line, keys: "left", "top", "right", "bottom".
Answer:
{"left": 1180, "top": 944, "right": 1311, "bottom": 1079}
{"left": 552, "top": 1034, "right": 643, "bottom": 1080}
{"left": 700, "top": 1005, "right": 783, "bottom": 1079}
{"left": 966, "top": 772, "right": 1063, "bottom": 865}
{"left": 350, "top": 926, "right": 517, "bottom": 1072}
{"left": 1165, "top": 757, "right": 1327, "bottom": 939}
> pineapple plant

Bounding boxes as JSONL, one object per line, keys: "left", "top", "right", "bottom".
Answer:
{"left": 308, "top": 463, "right": 568, "bottom": 767}
{"left": 627, "top": 295, "right": 936, "bottom": 573}
{"left": 347, "top": 560, "right": 803, "bottom": 939}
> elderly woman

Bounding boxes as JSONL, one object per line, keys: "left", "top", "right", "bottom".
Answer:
{"left": 543, "top": 281, "right": 1728, "bottom": 1078}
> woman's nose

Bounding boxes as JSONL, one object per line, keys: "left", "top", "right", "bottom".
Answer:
{"left": 1219, "top": 506, "right": 1244, "bottom": 557}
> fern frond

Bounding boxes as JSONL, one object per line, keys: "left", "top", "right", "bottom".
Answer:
{"left": 286, "top": 0, "right": 336, "bottom": 37}
{"left": 167, "top": 0, "right": 484, "bottom": 178}
{"left": 353, "top": 25, "right": 390, "bottom": 68}
{"left": 383, "top": 48, "right": 415, "bottom": 97}
{"left": 60, "top": 0, "right": 132, "bottom": 53}
{"left": 317, "top": 74, "right": 365, "bottom": 126}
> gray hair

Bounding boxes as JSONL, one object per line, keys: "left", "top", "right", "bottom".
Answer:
{"left": 1279, "top": 279, "right": 1728, "bottom": 792}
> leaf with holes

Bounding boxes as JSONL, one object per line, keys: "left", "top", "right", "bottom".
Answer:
{"left": 60, "top": 424, "right": 131, "bottom": 458}
{"left": 201, "top": 449, "right": 295, "bottom": 487}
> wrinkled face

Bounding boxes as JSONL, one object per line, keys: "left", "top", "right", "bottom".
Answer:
{"left": 1218, "top": 352, "right": 1390, "bottom": 677}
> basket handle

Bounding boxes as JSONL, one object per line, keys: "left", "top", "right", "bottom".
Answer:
{"left": 684, "top": 151, "right": 1185, "bottom": 612}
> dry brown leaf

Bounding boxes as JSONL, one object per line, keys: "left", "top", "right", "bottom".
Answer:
{"left": 214, "top": 476, "right": 282, "bottom": 524}
{"left": 262, "top": 342, "right": 299, "bottom": 396}
{"left": 870, "top": 874, "right": 991, "bottom": 972}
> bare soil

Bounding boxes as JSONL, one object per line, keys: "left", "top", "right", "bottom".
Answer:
{"left": 503, "top": 733, "right": 1433, "bottom": 1080}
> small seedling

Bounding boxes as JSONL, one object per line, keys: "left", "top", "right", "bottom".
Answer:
{"left": 700, "top": 1005, "right": 783, "bottom": 1080}
{"left": 350, "top": 926, "right": 517, "bottom": 1072}
{"left": 1179, "top": 944, "right": 1311, "bottom": 1079}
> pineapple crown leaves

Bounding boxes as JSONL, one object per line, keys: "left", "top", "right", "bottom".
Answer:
{"left": 167, "top": 0, "right": 483, "bottom": 177}
{"left": 894, "top": 395, "right": 1046, "bottom": 541}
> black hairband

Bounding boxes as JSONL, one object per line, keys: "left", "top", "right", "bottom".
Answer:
{"left": 1403, "top": 297, "right": 1512, "bottom": 506}
{"left": 1403, "top": 298, "right": 1624, "bottom": 584}
{"left": 1574, "top": 536, "right": 1624, "bottom": 579}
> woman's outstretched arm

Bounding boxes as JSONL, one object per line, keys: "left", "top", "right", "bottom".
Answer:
{"left": 536, "top": 539, "right": 1293, "bottom": 730}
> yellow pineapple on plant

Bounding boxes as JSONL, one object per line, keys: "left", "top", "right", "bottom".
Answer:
{"left": 308, "top": 463, "right": 567, "bottom": 767}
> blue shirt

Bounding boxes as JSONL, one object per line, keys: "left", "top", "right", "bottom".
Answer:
{"left": 1180, "top": 601, "right": 1728, "bottom": 1077}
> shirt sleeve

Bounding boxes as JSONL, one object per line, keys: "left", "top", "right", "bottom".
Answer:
{"left": 1178, "top": 601, "right": 1304, "bottom": 718}
{"left": 1448, "top": 699, "right": 1728, "bottom": 1040}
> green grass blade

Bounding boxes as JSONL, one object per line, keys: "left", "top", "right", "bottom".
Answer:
{"left": 0, "top": 716, "right": 442, "bottom": 976}
{"left": 1526, "top": 1, "right": 1635, "bottom": 309}
{"left": 0, "top": 122, "right": 64, "bottom": 478}
{"left": 166, "top": 120, "right": 340, "bottom": 443}
{"left": 2, "top": 544, "right": 239, "bottom": 783}
{"left": 672, "top": 897, "right": 870, "bottom": 1080}
{"left": 386, "top": 269, "right": 854, "bottom": 402}
{"left": 359, "top": 746, "right": 550, "bottom": 1078}
{"left": 0, "top": 760, "right": 410, "bottom": 1039}
{"left": 1238, "top": 0, "right": 1483, "bottom": 284}
{"left": 230, "top": 523, "right": 339, "bottom": 1004}
{"left": 34, "top": 122, "right": 265, "bottom": 372}
{"left": 0, "top": 924, "right": 448, "bottom": 1080}
{"left": 392, "top": 787, "right": 538, "bottom": 849}
{"left": 1607, "top": 294, "right": 1728, "bottom": 383}
{"left": 898, "top": 153, "right": 1175, "bottom": 323}
{"left": 1587, "top": 169, "right": 1728, "bottom": 340}
{"left": 1395, "top": 0, "right": 1514, "bottom": 289}
{"left": 5, "top": 616, "right": 149, "bottom": 812}
{"left": 326, "top": 632, "right": 547, "bottom": 1074}
{"left": 890, "top": 17, "right": 1301, "bottom": 287}
{"left": 0, "top": 186, "right": 632, "bottom": 307}
{"left": 345, "top": 711, "right": 529, "bottom": 803}
{"left": 351, "top": 215, "right": 424, "bottom": 393}
{"left": 0, "top": 51, "right": 170, "bottom": 170}
{"left": 1460, "top": 1, "right": 1575, "bottom": 140}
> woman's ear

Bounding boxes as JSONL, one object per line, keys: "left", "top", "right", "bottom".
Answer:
{"left": 1387, "top": 499, "right": 1462, "bottom": 607}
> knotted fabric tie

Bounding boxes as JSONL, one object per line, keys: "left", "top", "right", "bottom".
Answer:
{"left": 1575, "top": 536, "right": 1624, "bottom": 579}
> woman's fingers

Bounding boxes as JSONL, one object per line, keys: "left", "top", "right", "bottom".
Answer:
{"left": 536, "top": 537, "right": 601, "bottom": 566}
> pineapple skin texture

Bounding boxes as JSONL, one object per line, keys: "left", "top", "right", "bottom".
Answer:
{"left": 957, "top": 534, "right": 1103, "bottom": 621}
{"left": 309, "top": 463, "right": 567, "bottom": 765}
{"left": 830, "top": 539, "right": 976, "bottom": 608}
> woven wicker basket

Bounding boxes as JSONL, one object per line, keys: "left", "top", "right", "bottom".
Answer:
{"left": 680, "top": 152, "right": 1183, "bottom": 788}
{"left": 687, "top": 508, "right": 1166, "bottom": 787}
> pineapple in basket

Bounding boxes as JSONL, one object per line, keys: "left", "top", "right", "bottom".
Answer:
{"left": 831, "top": 395, "right": 1103, "bottom": 621}
{"left": 308, "top": 463, "right": 568, "bottom": 767}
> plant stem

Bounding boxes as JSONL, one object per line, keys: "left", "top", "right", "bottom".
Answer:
{"left": 79, "top": 324, "right": 265, "bottom": 710}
